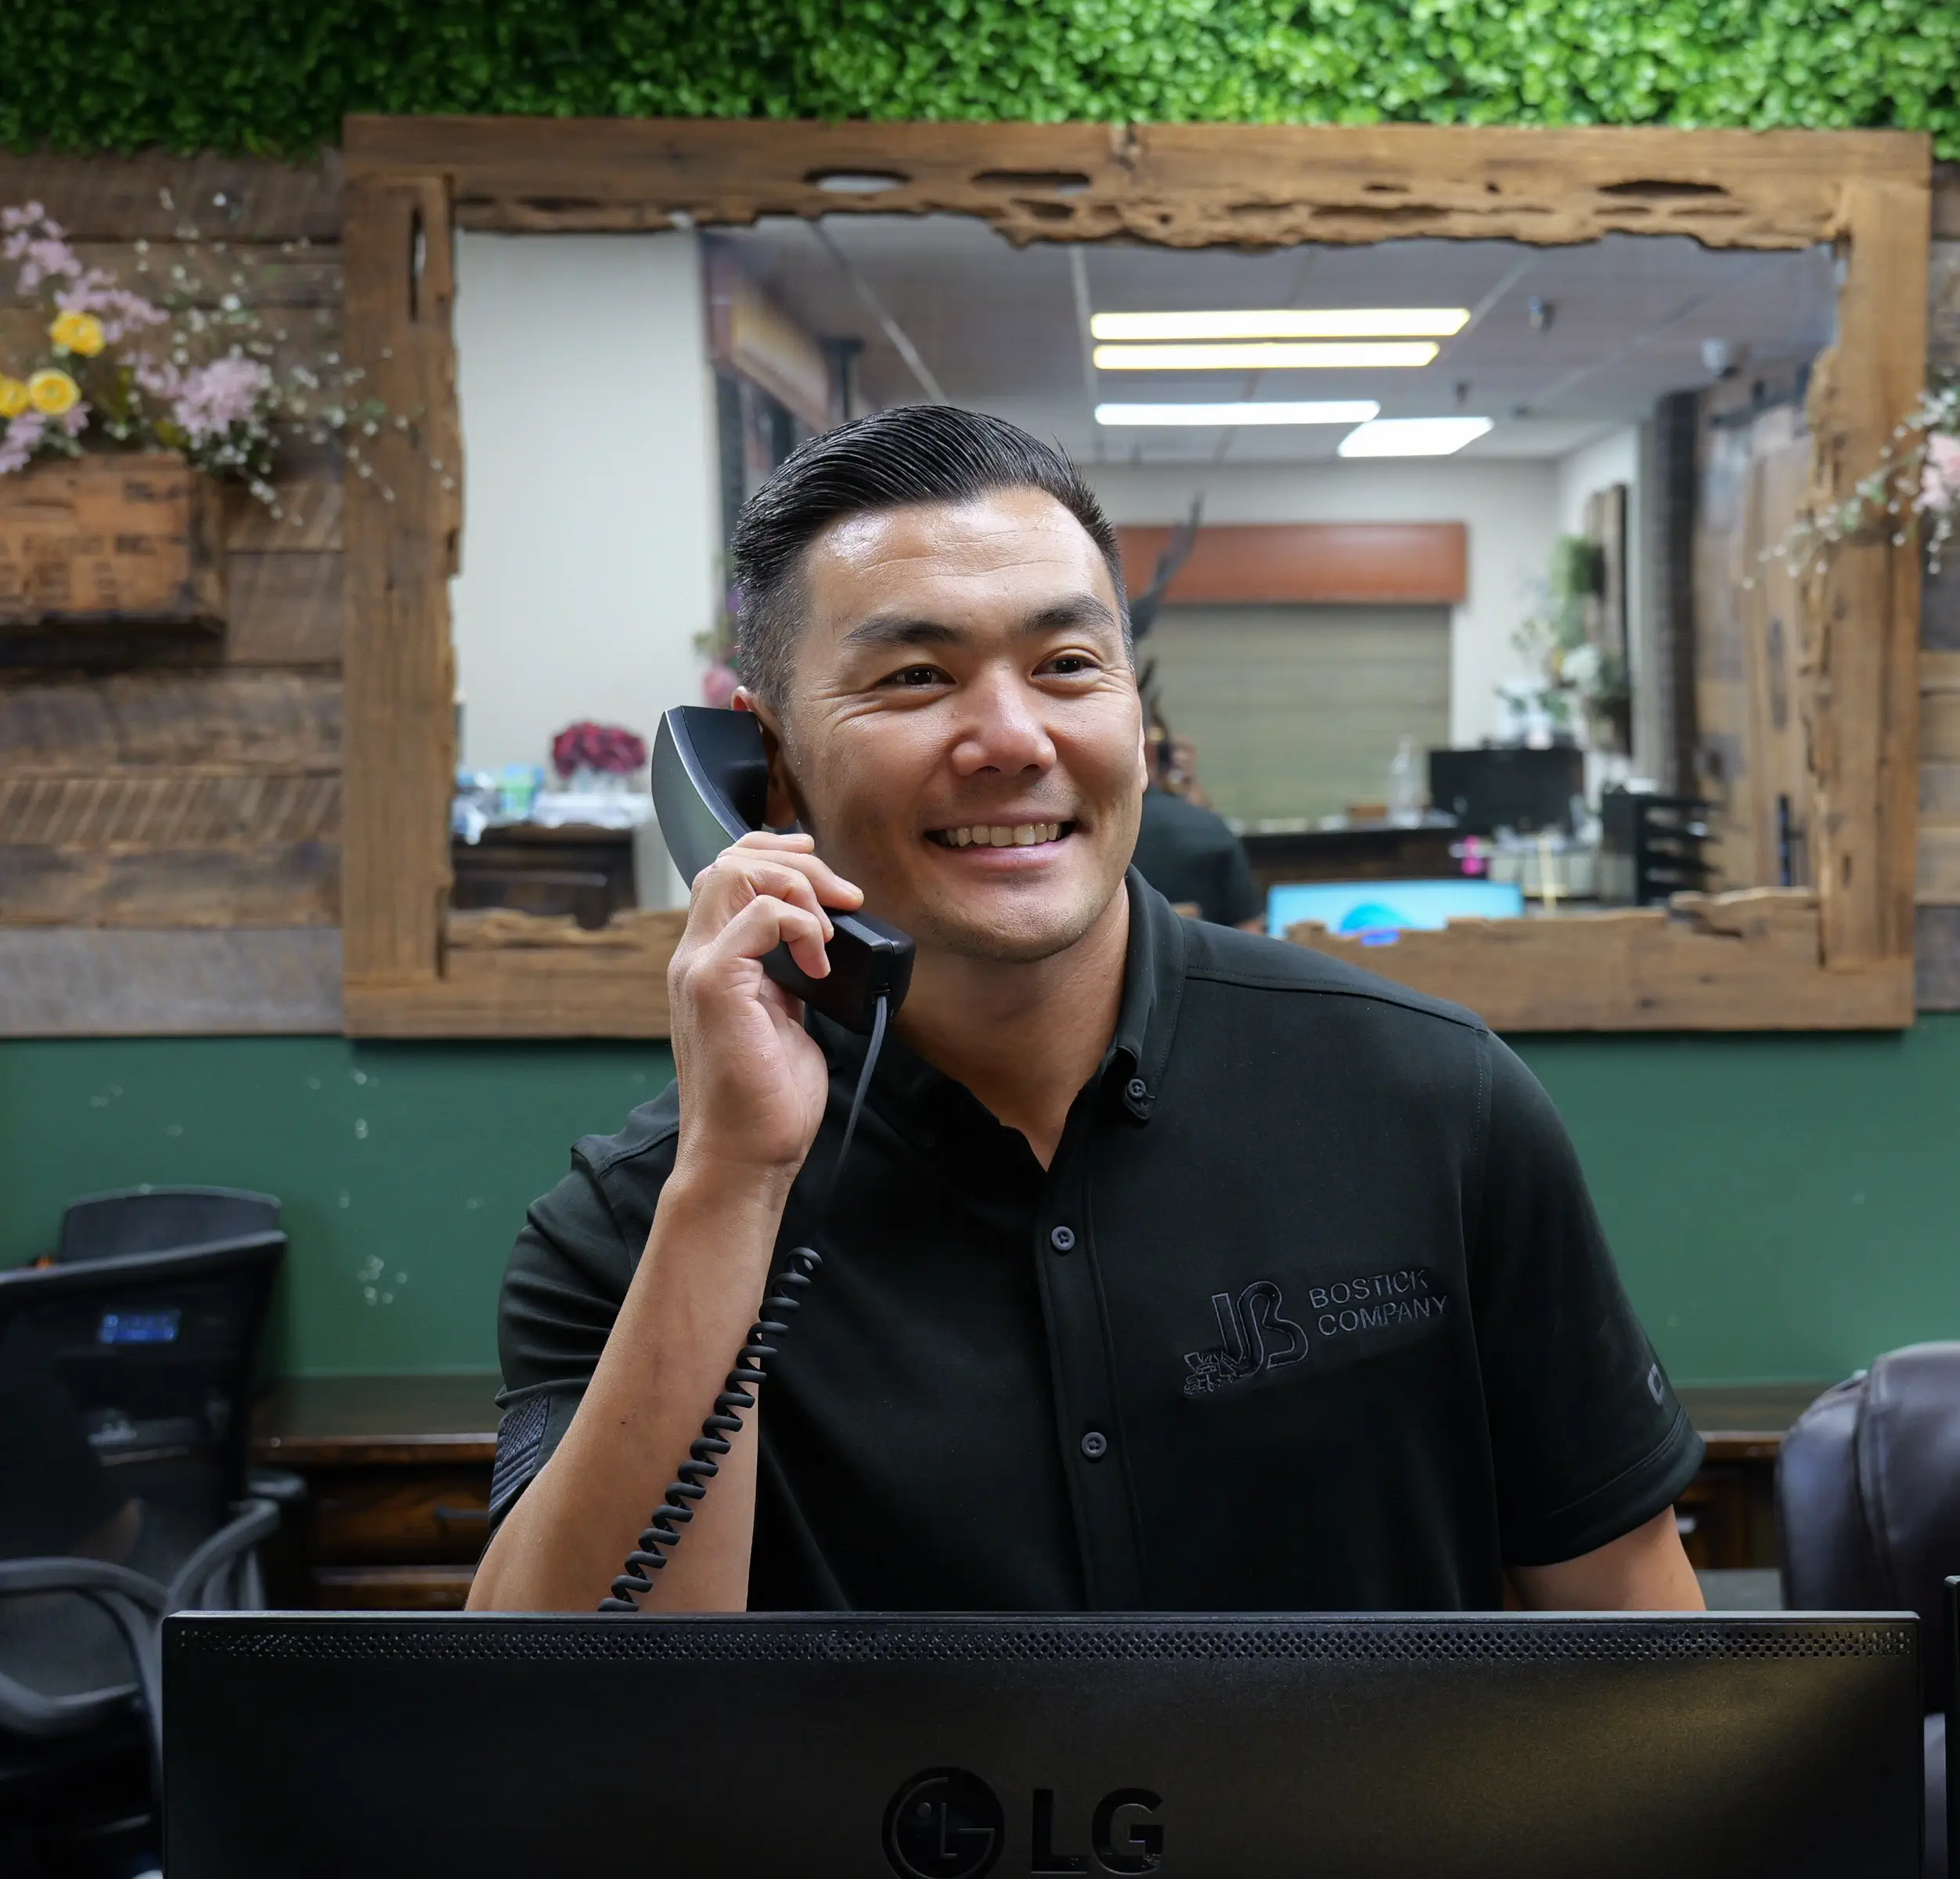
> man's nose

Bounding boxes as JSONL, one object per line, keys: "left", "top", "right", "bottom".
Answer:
{"left": 949, "top": 668, "right": 1057, "bottom": 777}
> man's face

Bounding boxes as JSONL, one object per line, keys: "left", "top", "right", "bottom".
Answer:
{"left": 751, "top": 487, "right": 1145, "bottom": 965}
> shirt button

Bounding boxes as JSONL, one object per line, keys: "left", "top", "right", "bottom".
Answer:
{"left": 1080, "top": 1430, "right": 1108, "bottom": 1461}
{"left": 1049, "top": 1224, "right": 1076, "bottom": 1253}
{"left": 1125, "top": 1077, "right": 1148, "bottom": 1102}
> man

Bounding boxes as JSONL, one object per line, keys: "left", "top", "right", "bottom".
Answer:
{"left": 470, "top": 406, "right": 1702, "bottom": 1617}
{"left": 1131, "top": 727, "right": 1264, "bottom": 929}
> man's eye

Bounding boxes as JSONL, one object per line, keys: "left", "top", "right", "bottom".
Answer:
{"left": 882, "top": 664, "right": 947, "bottom": 688}
{"left": 1044, "top": 653, "right": 1100, "bottom": 676}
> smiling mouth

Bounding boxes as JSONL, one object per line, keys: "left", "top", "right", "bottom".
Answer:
{"left": 927, "top": 820, "right": 1075, "bottom": 849}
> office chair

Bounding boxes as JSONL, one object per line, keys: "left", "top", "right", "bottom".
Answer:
{"left": 55, "top": 1185, "right": 280, "bottom": 1264}
{"left": 1778, "top": 1343, "right": 1960, "bottom": 1879}
{"left": 0, "top": 1235, "right": 286, "bottom": 1878}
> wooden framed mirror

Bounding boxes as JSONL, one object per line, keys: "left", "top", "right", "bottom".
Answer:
{"left": 337, "top": 117, "right": 1928, "bottom": 1037}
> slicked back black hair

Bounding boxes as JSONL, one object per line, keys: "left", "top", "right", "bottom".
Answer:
{"left": 730, "top": 403, "right": 1129, "bottom": 708}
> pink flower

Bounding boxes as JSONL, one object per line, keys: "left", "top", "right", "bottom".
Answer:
{"left": 168, "top": 356, "right": 272, "bottom": 443}
{"left": 134, "top": 359, "right": 181, "bottom": 400}
{"left": 1922, "top": 433, "right": 1960, "bottom": 513}
{"left": 0, "top": 411, "right": 46, "bottom": 474}
{"left": 0, "top": 201, "right": 46, "bottom": 233}
{"left": 57, "top": 275, "right": 165, "bottom": 342}
{"left": 5, "top": 231, "right": 81, "bottom": 291}
{"left": 701, "top": 662, "right": 740, "bottom": 709}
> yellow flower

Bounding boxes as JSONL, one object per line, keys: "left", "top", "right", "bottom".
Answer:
{"left": 48, "top": 309, "right": 105, "bottom": 357}
{"left": 0, "top": 377, "right": 27, "bottom": 418}
{"left": 27, "top": 369, "right": 80, "bottom": 416}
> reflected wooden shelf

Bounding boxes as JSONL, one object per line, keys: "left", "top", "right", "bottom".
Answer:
{"left": 1284, "top": 889, "right": 1911, "bottom": 1031}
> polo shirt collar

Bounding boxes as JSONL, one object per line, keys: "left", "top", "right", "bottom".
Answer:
{"left": 1109, "top": 866, "right": 1185, "bottom": 1120}
{"left": 812, "top": 867, "right": 1187, "bottom": 1134}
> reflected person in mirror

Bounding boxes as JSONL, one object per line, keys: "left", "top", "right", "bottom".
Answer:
{"left": 470, "top": 405, "right": 1703, "bottom": 1618}
{"left": 1131, "top": 723, "right": 1264, "bottom": 931}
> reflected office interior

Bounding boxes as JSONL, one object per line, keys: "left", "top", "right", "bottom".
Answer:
{"left": 445, "top": 214, "right": 1836, "bottom": 936}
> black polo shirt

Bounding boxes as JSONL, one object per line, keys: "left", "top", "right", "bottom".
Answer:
{"left": 492, "top": 872, "right": 1700, "bottom": 1611}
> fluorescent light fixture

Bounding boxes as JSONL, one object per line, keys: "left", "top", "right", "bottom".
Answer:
{"left": 1091, "top": 308, "right": 1469, "bottom": 341}
{"left": 1094, "top": 399, "right": 1381, "bottom": 427}
{"left": 1337, "top": 417, "right": 1495, "bottom": 457}
{"left": 1093, "top": 341, "right": 1439, "bottom": 371}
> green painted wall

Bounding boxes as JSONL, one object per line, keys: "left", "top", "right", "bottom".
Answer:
{"left": 0, "top": 1037, "right": 675, "bottom": 1379}
{"left": 4, "top": 1023, "right": 1958, "bottom": 1383}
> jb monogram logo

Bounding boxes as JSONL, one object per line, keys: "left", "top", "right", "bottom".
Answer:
{"left": 1180, "top": 1279, "right": 1308, "bottom": 1398}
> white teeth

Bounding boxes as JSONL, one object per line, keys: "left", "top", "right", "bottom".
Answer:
{"left": 936, "top": 822, "right": 1065, "bottom": 847}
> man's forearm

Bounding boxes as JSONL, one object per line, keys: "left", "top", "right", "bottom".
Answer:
{"left": 1511, "top": 1507, "right": 1705, "bottom": 1611}
{"left": 469, "top": 1163, "right": 793, "bottom": 1614}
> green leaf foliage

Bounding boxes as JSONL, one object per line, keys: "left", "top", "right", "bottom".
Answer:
{"left": 8, "top": 0, "right": 1960, "bottom": 157}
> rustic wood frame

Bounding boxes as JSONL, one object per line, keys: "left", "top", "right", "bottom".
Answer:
{"left": 338, "top": 116, "right": 1929, "bottom": 1036}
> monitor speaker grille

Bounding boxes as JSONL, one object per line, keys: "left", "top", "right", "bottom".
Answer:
{"left": 171, "top": 1617, "right": 1915, "bottom": 1667}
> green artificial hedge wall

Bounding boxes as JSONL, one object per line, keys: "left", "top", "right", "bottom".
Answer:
{"left": 9, "top": 0, "right": 1960, "bottom": 160}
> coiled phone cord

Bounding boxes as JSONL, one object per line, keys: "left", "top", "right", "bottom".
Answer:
{"left": 600, "top": 991, "right": 890, "bottom": 1612}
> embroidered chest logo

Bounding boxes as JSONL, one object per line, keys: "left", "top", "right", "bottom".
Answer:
{"left": 1183, "top": 1268, "right": 1453, "bottom": 1398}
{"left": 1182, "top": 1281, "right": 1308, "bottom": 1398}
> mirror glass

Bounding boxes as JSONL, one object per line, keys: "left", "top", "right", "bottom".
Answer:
{"left": 445, "top": 213, "right": 1836, "bottom": 936}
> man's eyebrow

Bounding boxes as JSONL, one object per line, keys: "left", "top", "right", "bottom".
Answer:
{"left": 841, "top": 592, "right": 1121, "bottom": 650}
{"left": 1025, "top": 593, "right": 1121, "bottom": 633}
{"left": 841, "top": 615, "right": 964, "bottom": 651}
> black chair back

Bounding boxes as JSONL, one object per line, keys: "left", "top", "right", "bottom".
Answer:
{"left": 0, "top": 1235, "right": 285, "bottom": 1870}
{"left": 0, "top": 1235, "right": 283, "bottom": 1585}
{"left": 1778, "top": 1343, "right": 1960, "bottom": 1714}
{"left": 56, "top": 1186, "right": 280, "bottom": 1265}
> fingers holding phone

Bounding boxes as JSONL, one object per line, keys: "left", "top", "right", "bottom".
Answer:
{"left": 668, "top": 831, "right": 864, "bottom": 1182}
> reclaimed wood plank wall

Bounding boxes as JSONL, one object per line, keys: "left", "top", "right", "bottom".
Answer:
{"left": 0, "top": 155, "right": 346, "bottom": 1033}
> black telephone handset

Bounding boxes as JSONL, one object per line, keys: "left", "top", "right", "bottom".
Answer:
{"left": 604, "top": 708, "right": 908, "bottom": 1612}
{"left": 652, "top": 705, "right": 914, "bottom": 1033}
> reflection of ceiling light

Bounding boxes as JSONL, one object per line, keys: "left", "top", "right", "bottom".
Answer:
{"left": 809, "top": 170, "right": 906, "bottom": 193}
{"left": 1095, "top": 400, "right": 1381, "bottom": 427}
{"left": 1093, "top": 341, "right": 1439, "bottom": 371}
{"left": 1091, "top": 308, "right": 1469, "bottom": 341}
{"left": 1338, "top": 417, "right": 1494, "bottom": 457}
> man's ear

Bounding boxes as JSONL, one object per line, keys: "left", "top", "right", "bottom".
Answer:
{"left": 733, "top": 687, "right": 804, "bottom": 828}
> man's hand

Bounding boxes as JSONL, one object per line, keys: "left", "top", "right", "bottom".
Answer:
{"left": 668, "top": 829, "right": 863, "bottom": 1184}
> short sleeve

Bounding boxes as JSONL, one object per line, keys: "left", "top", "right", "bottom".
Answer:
{"left": 488, "top": 1093, "right": 678, "bottom": 1531}
{"left": 1469, "top": 1038, "right": 1702, "bottom": 1565}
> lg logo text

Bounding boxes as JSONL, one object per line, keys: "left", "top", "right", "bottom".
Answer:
{"left": 884, "top": 1768, "right": 1163, "bottom": 1878}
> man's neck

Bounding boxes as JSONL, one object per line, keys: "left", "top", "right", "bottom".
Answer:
{"left": 893, "top": 886, "right": 1131, "bottom": 1170}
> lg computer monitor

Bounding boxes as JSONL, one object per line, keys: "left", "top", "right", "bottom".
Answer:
{"left": 164, "top": 1610, "right": 1922, "bottom": 1879}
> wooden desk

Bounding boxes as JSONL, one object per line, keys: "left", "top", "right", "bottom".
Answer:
{"left": 450, "top": 822, "right": 636, "bottom": 929}
{"left": 1674, "top": 1383, "right": 1828, "bottom": 1570}
{"left": 250, "top": 1375, "right": 1830, "bottom": 1606}
{"left": 252, "top": 1374, "right": 499, "bottom": 1609}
